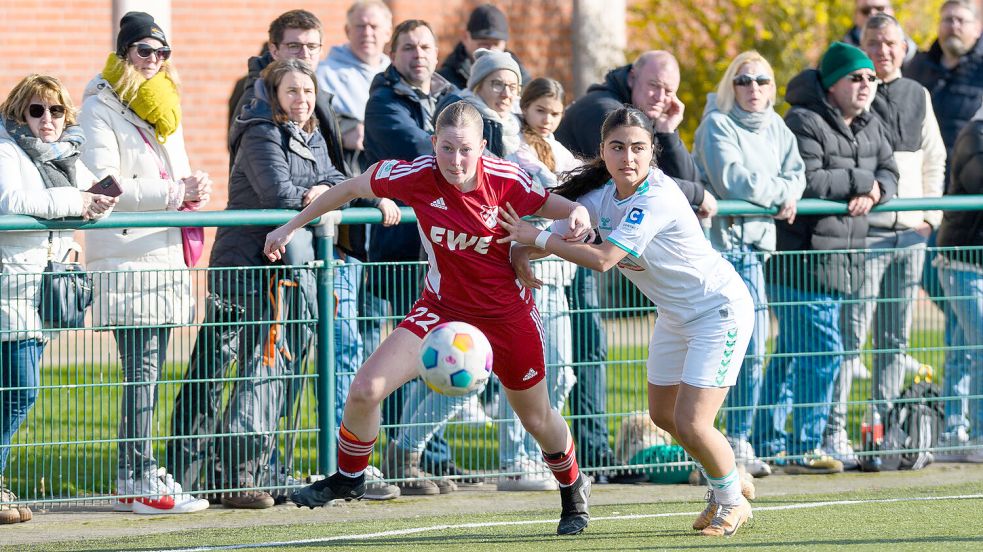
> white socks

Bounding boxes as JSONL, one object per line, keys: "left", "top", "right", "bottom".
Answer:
{"left": 705, "top": 467, "right": 743, "bottom": 505}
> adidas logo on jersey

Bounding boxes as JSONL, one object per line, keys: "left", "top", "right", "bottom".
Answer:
{"left": 430, "top": 197, "right": 448, "bottom": 210}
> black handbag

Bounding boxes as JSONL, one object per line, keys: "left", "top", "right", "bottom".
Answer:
{"left": 37, "top": 240, "right": 92, "bottom": 329}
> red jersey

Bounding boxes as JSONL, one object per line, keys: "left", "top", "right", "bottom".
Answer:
{"left": 370, "top": 155, "right": 549, "bottom": 318}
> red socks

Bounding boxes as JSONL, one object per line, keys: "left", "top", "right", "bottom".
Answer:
{"left": 337, "top": 423, "right": 376, "bottom": 477}
{"left": 543, "top": 441, "right": 580, "bottom": 486}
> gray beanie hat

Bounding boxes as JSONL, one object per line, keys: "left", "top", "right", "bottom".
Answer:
{"left": 467, "top": 48, "right": 521, "bottom": 91}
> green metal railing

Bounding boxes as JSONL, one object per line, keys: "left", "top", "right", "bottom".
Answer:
{"left": 1, "top": 197, "right": 982, "bottom": 508}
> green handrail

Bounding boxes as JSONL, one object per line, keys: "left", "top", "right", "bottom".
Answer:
{"left": 3, "top": 196, "right": 983, "bottom": 231}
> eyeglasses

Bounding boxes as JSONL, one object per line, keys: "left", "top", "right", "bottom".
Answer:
{"left": 487, "top": 79, "right": 520, "bottom": 96}
{"left": 280, "top": 42, "right": 322, "bottom": 54}
{"left": 859, "top": 4, "right": 889, "bottom": 16}
{"left": 27, "top": 104, "right": 66, "bottom": 119}
{"left": 733, "top": 74, "right": 772, "bottom": 87}
{"left": 849, "top": 73, "right": 880, "bottom": 84}
{"left": 132, "top": 43, "right": 172, "bottom": 61}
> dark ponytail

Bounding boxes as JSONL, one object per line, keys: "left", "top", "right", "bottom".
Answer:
{"left": 553, "top": 106, "right": 656, "bottom": 200}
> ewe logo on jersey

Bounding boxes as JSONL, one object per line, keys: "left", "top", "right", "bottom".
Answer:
{"left": 429, "top": 226, "right": 492, "bottom": 255}
{"left": 479, "top": 205, "right": 499, "bottom": 229}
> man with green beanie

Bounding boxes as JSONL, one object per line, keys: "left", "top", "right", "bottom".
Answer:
{"left": 752, "top": 41, "right": 899, "bottom": 475}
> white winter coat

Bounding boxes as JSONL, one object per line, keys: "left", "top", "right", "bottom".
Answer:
{"left": 79, "top": 76, "right": 194, "bottom": 327}
{"left": 0, "top": 125, "right": 92, "bottom": 341}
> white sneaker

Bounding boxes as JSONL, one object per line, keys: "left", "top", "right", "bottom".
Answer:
{"left": 936, "top": 428, "right": 971, "bottom": 462}
{"left": 497, "top": 458, "right": 558, "bottom": 491}
{"left": 156, "top": 468, "right": 209, "bottom": 513}
{"left": 842, "top": 357, "right": 870, "bottom": 380}
{"left": 454, "top": 395, "right": 493, "bottom": 427}
{"left": 115, "top": 472, "right": 176, "bottom": 514}
{"left": 727, "top": 437, "right": 771, "bottom": 478}
{"left": 821, "top": 428, "right": 859, "bottom": 470}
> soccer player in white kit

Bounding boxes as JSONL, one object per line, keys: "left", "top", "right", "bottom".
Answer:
{"left": 499, "top": 107, "right": 756, "bottom": 536}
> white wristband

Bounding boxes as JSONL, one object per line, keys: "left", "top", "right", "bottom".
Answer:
{"left": 534, "top": 230, "right": 552, "bottom": 249}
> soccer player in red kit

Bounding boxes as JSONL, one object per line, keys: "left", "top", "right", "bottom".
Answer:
{"left": 264, "top": 101, "right": 594, "bottom": 535}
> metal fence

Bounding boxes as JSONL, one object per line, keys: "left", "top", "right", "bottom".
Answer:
{"left": 1, "top": 198, "right": 982, "bottom": 508}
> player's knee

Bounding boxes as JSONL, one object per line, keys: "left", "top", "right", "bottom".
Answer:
{"left": 345, "top": 378, "right": 384, "bottom": 412}
{"left": 649, "top": 410, "right": 675, "bottom": 435}
{"left": 516, "top": 407, "right": 551, "bottom": 436}
{"left": 673, "top": 418, "right": 705, "bottom": 446}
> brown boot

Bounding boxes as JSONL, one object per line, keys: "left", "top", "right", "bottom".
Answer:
{"left": 0, "top": 486, "right": 28, "bottom": 524}
{"left": 221, "top": 489, "right": 275, "bottom": 509}
{"left": 382, "top": 443, "right": 439, "bottom": 496}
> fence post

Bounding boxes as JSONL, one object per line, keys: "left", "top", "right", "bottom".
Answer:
{"left": 313, "top": 212, "right": 342, "bottom": 475}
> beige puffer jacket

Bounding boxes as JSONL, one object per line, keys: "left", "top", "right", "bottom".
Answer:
{"left": 79, "top": 76, "right": 194, "bottom": 327}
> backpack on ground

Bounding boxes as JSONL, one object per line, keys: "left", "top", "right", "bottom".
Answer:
{"left": 881, "top": 381, "right": 944, "bottom": 471}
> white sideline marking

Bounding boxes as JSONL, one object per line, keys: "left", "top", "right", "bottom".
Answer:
{"left": 151, "top": 493, "right": 983, "bottom": 552}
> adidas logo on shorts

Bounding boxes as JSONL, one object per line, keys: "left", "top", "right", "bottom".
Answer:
{"left": 522, "top": 368, "right": 538, "bottom": 381}
{"left": 430, "top": 197, "right": 448, "bottom": 210}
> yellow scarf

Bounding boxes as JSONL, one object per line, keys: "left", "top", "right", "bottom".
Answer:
{"left": 101, "top": 53, "right": 181, "bottom": 142}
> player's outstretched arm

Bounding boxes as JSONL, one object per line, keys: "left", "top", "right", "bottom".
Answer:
{"left": 264, "top": 166, "right": 378, "bottom": 261}
{"left": 498, "top": 203, "right": 628, "bottom": 272}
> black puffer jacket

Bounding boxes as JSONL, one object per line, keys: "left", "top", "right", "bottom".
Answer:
{"left": 553, "top": 64, "right": 704, "bottom": 206}
{"left": 228, "top": 51, "right": 350, "bottom": 177}
{"left": 773, "top": 69, "right": 899, "bottom": 295}
{"left": 907, "top": 37, "right": 983, "bottom": 162}
{"left": 938, "top": 117, "right": 983, "bottom": 262}
{"left": 213, "top": 85, "right": 347, "bottom": 270}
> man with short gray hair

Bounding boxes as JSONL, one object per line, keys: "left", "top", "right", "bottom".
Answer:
{"left": 317, "top": 0, "right": 393, "bottom": 170}
{"left": 907, "top": 0, "right": 983, "bottom": 161}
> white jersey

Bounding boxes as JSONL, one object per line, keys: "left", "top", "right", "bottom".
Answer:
{"left": 555, "top": 168, "right": 746, "bottom": 325}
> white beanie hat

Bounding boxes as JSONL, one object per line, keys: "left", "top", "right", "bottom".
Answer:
{"left": 468, "top": 48, "right": 522, "bottom": 91}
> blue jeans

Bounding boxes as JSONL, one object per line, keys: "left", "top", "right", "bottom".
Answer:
{"left": 722, "top": 246, "right": 768, "bottom": 441}
{"left": 938, "top": 263, "right": 983, "bottom": 441}
{"left": 753, "top": 284, "right": 842, "bottom": 456}
{"left": 1, "top": 339, "right": 44, "bottom": 473}
{"left": 565, "top": 267, "right": 615, "bottom": 467}
{"left": 362, "top": 261, "right": 452, "bottom": 467}
{"left": 333, "top": 257, "right": 363, "bottom": 425}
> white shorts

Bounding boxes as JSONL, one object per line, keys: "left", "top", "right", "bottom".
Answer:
{"left": 646, "top": 296, "right": 754, "bottom": 388}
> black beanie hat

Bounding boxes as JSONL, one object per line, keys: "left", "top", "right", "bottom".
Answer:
{"left": 116, "top": 11, "right": 168, "bottom": 57}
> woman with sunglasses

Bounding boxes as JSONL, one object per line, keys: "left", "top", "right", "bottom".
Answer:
{"left": 79, "top": 11, "right": 212, "bottom": 515}
{"left": 692, "top": 51, "right": 806, "bottom": 479}
{"left": 0, "top": 74, "right": 117, "bottom": 525}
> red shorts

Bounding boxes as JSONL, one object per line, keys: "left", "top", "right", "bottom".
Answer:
{"left": 398, "top": 297, "right": 546, "bottom": 390}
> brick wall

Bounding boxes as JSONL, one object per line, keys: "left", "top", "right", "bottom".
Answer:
{"left": 0, "top": 1, "right": 574, "bottom": 212}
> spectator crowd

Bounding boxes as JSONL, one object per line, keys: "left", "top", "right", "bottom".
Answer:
{"left": 2, "top": 0, "right": 983, "bottom": 525}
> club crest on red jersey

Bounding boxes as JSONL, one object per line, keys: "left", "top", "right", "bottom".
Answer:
{"left": 479, "top": 205, "right": 499, "bottom": 229}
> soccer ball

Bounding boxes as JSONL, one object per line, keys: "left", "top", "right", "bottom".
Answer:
{"left": 418, "top": 322, "right": 493, "bottom": 396}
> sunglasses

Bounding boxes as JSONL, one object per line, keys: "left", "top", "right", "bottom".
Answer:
{"left": 132, "top": 43, "right": 172, "bottom": 61}
{"left": 733, "top": 74, "right": 772, "bottom": 87}
{"left": 27, "top": 104, "right": 66, "bottom": 119}
{"left": 849, "top": 73, "right": 880, "bottom": 84}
